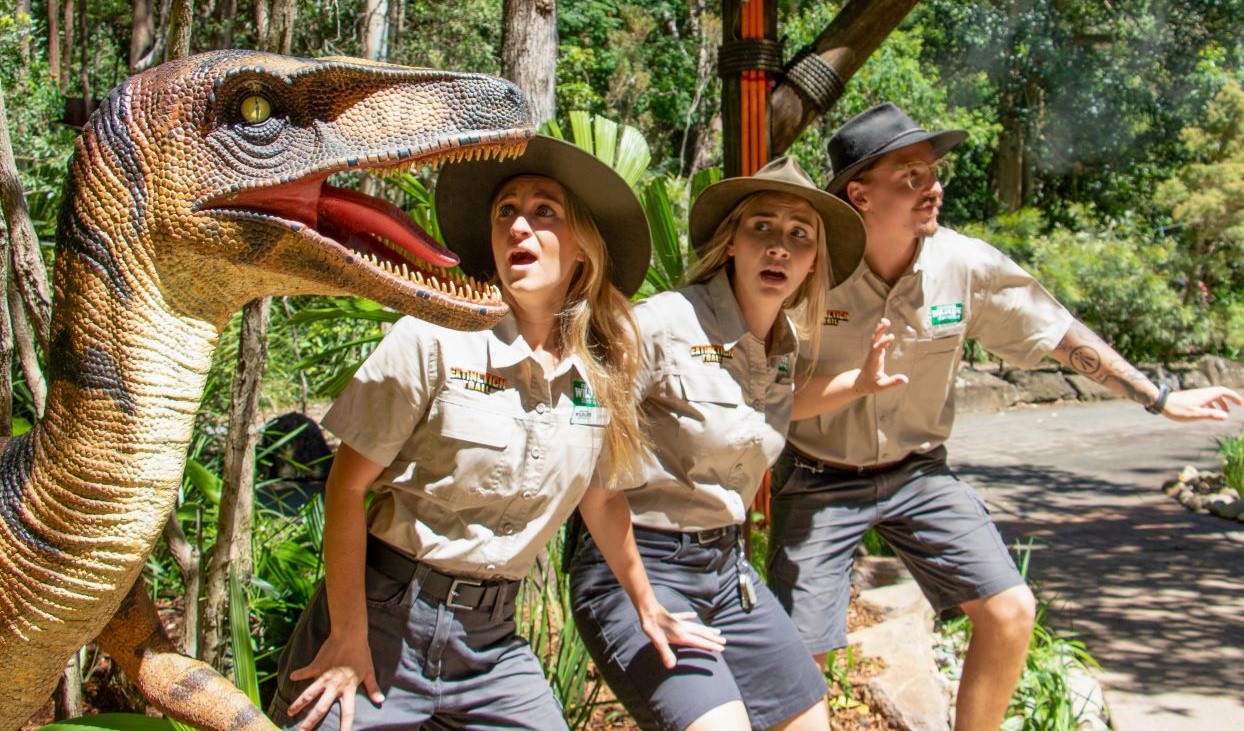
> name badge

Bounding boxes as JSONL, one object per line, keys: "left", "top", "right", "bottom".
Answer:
{"left": 930, "top": 302, "right": 964, "bottom": 326}
{"left": 570, "top": 380, "right": 609, "bottom": 426}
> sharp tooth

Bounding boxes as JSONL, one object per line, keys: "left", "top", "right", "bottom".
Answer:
{"left": 415, "top": 271, "right": 424, "bottom": 284}
{"left": 401, "top": 262, "right": 409, "bottom": 279}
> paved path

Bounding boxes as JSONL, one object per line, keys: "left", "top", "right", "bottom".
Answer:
{"left": 948, "top": 400, "right": 1244, "bottom": 731}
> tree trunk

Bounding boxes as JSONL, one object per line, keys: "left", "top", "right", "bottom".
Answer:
{"left": 16, "top": 0, "right": 31, "bottom": 63}
{"left": 47, "top": 0, "right": 61, "bottom": 84}
{"left": 256, "top": 0, "right": 296, "bottom": 54}
{"left": 502, "top": 0, "right": 557, "bottom": 127}
{"left": 60, "top": 0, "right": 74, "bottom": 88}
{"left": 8, "top": 269, "right": 47, "bottom": 417}
{"left": 768, "top": 0, "right": 920, "bottom": 156}
{"left": 78, "top": 0, "right": 89, "bottom": 105}
{"left": 0, "top": 81, "right": 51, "bottom": 358}
{"left": 200, "top": 298, "right": 270, "bottom": 669}
{"left": 165, "top": 0, "right": 193, "bottom": 62}
{"left": 130, "top": 0, "right": 156, "bottom": 69}
{"left": 680, "top": 0, "right": 718, "bottom": 177}
{"left": 363, "top": 0, "right": 389, "bottom": 61}
{"left": 53, "top": 655, "right": 84, "bottom": 719}
{"left": 211, "top": 0, "right": 236, "bottom": 50}
{"left": 0, "top": 94, "right": 13, "bottom": 438}
{"left": 162, "top": 511, "right": 201, "bottom": 656}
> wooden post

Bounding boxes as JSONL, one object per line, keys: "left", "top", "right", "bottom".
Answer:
{"left": 720, "top": 0, "right": 777, "bottom": 177}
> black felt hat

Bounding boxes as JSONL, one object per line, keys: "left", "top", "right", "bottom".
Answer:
{"left": 435, "top": 135, "right": 651, "bottom": 297}
{"left": 825, "top": 103, "right": 967, "bottom": 196}
{"left": 689, "top": 156, "right": 865, "bottom": 288}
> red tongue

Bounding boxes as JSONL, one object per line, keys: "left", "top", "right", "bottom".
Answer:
{"left": 318, "top": 185, "right": 458, "bottom": 268}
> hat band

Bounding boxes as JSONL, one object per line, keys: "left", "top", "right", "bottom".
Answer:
{"left": 857, "top": 127, "right": 927, "bottom": 164}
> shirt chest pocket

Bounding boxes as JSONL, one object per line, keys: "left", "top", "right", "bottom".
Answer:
{"left": 669, "top": 370, "right": 746, "bottom": 459}
{"left": 911, "top": 336, "right": 962, "bottom": 398}
{"left": 422, "top": 393, "right": 520, "bottom": 500}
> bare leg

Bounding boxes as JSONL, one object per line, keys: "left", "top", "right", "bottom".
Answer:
{"left": 770, "top": 696, "right": 830, "bottom": 731}
{"left": 955, "top": 585, "right": 1036, "bottom": 731}
{"left": 96, "top": 579, "right": 277, "bottom": 731}
{"left": 686, "top": 700, "right": 752, "bottom": 731}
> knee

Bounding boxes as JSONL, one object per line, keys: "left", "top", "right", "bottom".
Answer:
{"left": 968, "top": 585, "right": 1037, "bottom": 641}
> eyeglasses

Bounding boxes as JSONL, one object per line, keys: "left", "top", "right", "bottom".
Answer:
{"left": 863, "top": 158, "right": 953, "bottom": 191}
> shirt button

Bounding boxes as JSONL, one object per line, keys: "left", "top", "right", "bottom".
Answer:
{"left": 536, "top": 402, "right": 549, "bottom": 414}
{"left": 531, "top": 448, "right": 543, "bottom": 459}
{"left": 501, "top": 524, "right": 515, "bottom": 535}
{"left": 522, "top": 490, "right": 535, "bottom": 499}
{"left": 486, "top": 563, "right": 497, "bottom": 572}
{"left": 752, "top": 400, "right": 764, "bottom": 409}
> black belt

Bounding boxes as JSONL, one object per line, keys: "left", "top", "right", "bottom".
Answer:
{"left": 791, "top": 446, "right": 912, "bottom": 476}
{"left": 366, "top": 535, "right": 515, "bottom": 612}
{"left": 638, "top": 524, "right": 739, "bottom": 546}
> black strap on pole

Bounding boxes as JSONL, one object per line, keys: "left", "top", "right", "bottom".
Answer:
{"left": 717, "top": 37, "right": 784, "bottom": 77}
{"left": 782, "top": 44, "right": 846, "bottom": 113}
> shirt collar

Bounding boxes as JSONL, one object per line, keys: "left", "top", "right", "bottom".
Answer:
{"left": 487, "top": 311, "right": 589, "bottom": 379}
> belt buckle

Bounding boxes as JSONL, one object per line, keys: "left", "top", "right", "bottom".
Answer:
{"left": 794, "top": 455, "right": 824, "bottom": 474}
{"left": 696, "top": 527, "right": 727, "bottom": 545}
{"left": 445, "top": 577, "right": 483, "bottom": 610}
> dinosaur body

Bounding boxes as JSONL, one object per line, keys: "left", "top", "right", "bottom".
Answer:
{"left": 0, "top": 50, "right": 531, "bottom": 728}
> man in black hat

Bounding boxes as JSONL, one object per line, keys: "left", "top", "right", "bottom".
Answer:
{"left": 765, "top": 102, "right": 1242, "bottom": 731}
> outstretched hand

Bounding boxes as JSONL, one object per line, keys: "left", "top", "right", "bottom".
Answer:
{"left": 1161, "top": 386, "right": 1243, "bottom": 422}
{"left": 287, "top": 633, "right": 385, "bottom": 731}
{"left": 638, "top": 605, "right": 726, "bottom": 669}
{"left": 853, "top": 318, "right": 909, "bottom": 395}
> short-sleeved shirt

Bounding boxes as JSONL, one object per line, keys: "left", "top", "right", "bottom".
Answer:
{"left": 321, "top": 314, "right": 612, "bottom": 581}
{"left": 624, "top": 270, "right": 798, "bottom": 532}
{"left": 789, "top": 225, "right": 1074, "bottom": 467}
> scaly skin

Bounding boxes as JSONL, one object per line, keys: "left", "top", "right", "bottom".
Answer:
{"left": 0, "top": 50, "right": 531, "bottom": 728}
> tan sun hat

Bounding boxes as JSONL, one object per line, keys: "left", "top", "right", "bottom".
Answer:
{"left": 434, "top": 135, "right": 652, "bottom": 297}
{"left": 689, "top": 156, "right": 866, "bottom": 287}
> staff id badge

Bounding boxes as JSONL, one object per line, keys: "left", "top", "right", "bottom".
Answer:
{"left": 570, "top": 380, "right": 610, "bottom": 426}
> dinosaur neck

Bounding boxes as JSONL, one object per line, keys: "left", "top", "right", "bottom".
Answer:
{"left": 27, "top": 230, "right": 221, "bottom": 573}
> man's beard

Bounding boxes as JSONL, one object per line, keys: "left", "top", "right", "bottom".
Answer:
{"left": 914, "top": 193, "right": 941, "bottom": 237}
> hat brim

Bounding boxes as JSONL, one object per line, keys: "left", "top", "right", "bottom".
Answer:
{"left": 689, "top": 177, "right": 867, "bottom": 289}
{"left": 825, "top": 129, "right": 967, "bottom": 195}
{"left": 434, "top": 136, "right": 652, "bottom": 297}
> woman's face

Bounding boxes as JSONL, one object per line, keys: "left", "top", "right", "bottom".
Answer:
{"left": 489, "top": 175, "right": 584, "bottom": 309}
{"left": 727, "top": 191, "right": 819, "bottom": 304}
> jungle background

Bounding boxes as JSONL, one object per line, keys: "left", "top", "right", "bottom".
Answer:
{"left": 1, "top": 0, "right": 1242, "bottom": 728}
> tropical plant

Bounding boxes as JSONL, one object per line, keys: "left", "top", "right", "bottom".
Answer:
{"left": 1216, "top": 432, "right": 1244, "bottom": 499}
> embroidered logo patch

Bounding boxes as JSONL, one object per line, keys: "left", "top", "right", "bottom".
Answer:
{"left": 449, "top": 367, "right": 506, "bottom": 394}
{"left": 570, "top": 380, "right": 609, "bottom": 426}
{"left": 690, "top": 344, "right": 731, "bottom": 363}
{"left": 823, "top": 309, "right": 850, "bottom": 326}
{"left": 930, "top": 303, "right": 964, "bottom": 326}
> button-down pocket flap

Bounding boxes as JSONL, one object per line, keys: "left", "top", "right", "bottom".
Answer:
{"left": 676, "top": 371, "right": 744, "bottom": 404}
{"left": 917, "top": 337, "right": 961, "bottom": 356}
{"left": 435, "top": 397, "right": 510, "bottom": 448}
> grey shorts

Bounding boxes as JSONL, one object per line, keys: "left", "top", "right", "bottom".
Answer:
{"left": 569, "top": 526, "right": 827, "bottom": 731}
{"left": 766, "top": 446, "right": 1023, "bottom": 655}
{"left": 269, "top": 565, "right": 568, "bottom": 730}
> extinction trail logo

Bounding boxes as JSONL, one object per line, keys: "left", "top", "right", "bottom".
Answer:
{"left": 449, "top": 367, "right": 507, "bottom": 394}
{"left": 690, "top": 345, "right": 731, "bottom": 363}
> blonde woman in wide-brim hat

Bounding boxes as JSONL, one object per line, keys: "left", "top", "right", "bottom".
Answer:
{"left": 271, "top": 136, "right": 722, "bottom": 731}
{"left": 567, "top": 156, "right": 866, "bottom": 731}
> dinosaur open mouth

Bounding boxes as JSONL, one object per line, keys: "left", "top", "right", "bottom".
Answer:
{"left": 202, "top": 140, "right": 528, "bottom": 307}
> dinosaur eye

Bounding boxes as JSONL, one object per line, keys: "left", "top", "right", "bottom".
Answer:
{"left": 240, "top": 95, "right": 271, "bottom": 124}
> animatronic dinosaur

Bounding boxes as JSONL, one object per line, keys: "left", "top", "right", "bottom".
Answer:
{"left": 0, "top": 50, "right": 532, "bottom": 729}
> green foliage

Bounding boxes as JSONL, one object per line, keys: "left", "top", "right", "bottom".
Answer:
{"left": 1216, "top": 432, "right": 1244, "bottom": 499}
{"left": 36, "top": 715, "right": 174, "bottom": 731}
{"left": 964, "top": 209, "right": 1202, "bottom": 361}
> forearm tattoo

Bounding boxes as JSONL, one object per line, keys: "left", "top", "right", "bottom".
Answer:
{"left": 1054, "top": 321, "right": 1156, "bottom": 406}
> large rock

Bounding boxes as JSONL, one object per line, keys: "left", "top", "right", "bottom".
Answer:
{"left": 1065, "top": 375, "right": 1120, "bottom": 401}
{"left": 848, "top": 583, "right": 951, "bottom": 731}
{"left": 955, "top": 367, "right": 1020, "bottom": 413}
{"left": 1195, "top": 355, "right": 1244, "bottom": 388}
{"left": 1003, "top": 369, "right": 1077, "bottom": 403}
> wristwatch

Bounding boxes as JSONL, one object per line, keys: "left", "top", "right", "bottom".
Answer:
{"left": 1145, "top": 383, "right": 1172, "bottom": 415}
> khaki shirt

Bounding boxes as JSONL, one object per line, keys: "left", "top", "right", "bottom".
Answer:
{"left": 321, "top": 314, "right": 610, "bottom": 580}
{"left": 625, "top": 270, "right": 798, "bottom": 531}
{"left": 789, "top": 226, "right": 1074, "bottom": 466}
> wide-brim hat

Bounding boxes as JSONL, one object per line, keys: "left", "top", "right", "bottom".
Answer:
{"left": 825, "top": 102, "right": 967, "bottom": 196}
{"left": 689, "top": 156, "right": 866, "bottom": 287}
{"left": 435, "top": 135, "right": 651, "bottom": 297}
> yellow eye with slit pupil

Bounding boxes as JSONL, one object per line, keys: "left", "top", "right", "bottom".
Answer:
{"left": 241, "top": 95, "right": 271, "bottom": 123}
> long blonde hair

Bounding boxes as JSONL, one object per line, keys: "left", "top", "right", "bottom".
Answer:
{"left": 551, "top": 189, "right": 646, "bottom": 485}
{"left": 684, "top": 192, "right": 829, "bottom": 357}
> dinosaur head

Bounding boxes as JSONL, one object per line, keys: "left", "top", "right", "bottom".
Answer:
{"left": 64, "top": 50, "right": 532, "bottom": 330}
